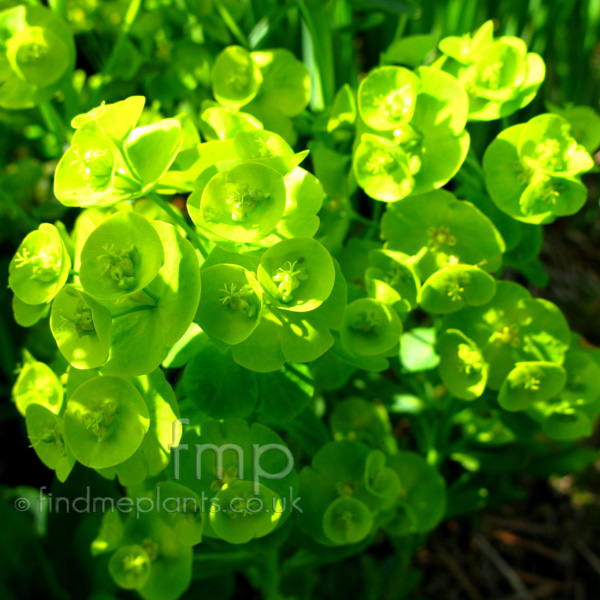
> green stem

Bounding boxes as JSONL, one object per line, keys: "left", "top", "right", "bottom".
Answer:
{"left": 101, "top": 0, "right": 143, "bottom": 80}
{"left": 147, "top": 191, "right": 208, "bottom": 258}
{"left": 352, "top": 211, "right": 376, "bottom": 227}
{"left": 216, "top": 2, "right": 250, "bottom": 47}
{"left": 39, "top": 102, "right": 69, "bottom": 144}
{"left": 143, "top": 287, "right": 160, "bottom": 304}
{"left": 366, "top": 202, "right": 383, "bottom": 240}
{"left": 69, "top": 269, "right": 79, "bottom": 277}
{"left": 262, "top": 551, "right": 280, "bottom": 600}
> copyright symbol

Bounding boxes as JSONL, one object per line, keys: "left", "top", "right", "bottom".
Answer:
{"left": 14, "top": 498, "right": 30, "bottom": 511}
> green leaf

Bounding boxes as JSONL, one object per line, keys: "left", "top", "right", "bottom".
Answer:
{"left": 182, "top": 337, "right": 259, "bottom": 419}
{"left": 256, "top": 363, "right": 314, "bottom": 425}
{"left": 400, "top": 327, "right": 440, "bottom": 372}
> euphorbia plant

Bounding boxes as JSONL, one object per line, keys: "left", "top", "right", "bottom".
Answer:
{"left": 5, "top": 8, "right": 600, "bottom": 600}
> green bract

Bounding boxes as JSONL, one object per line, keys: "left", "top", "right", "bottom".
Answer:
{"left": 442, "top": 281, "right": 571, "bottom": 389}
{"left": 198, "top": 162, "right": 287, "bottom": 243}
{"left": 0, "top": 5, "right": 75, "bottom": 108}
{"left": 498, "top": 361, "right": 567, "bottom": 411}
{"left": 79, "top": 212, "right": 164, "bottom": 300}
{"left": 365, "top": 249, "right": 420, "bottom": 312}
{"left": 484, "top": 114, "right": 594, "bottom": 224}
{"left": 419, "top": 264, "right": 496, "bottom": 314}
{"left": 55, "top": 97, "right": 182, "bottom": 207}
{"left": 63, "top": 375, "right": 150, "bottom": 469}
{"left": 436, "top": 20, "right": 545, "bottom": 120}
{"left": 5, "top": 13, "right": 600, "bottom": 600}
{"left": 381, "top": 190, "right": 505, "bottom": 280}
{"left": 341, "top": 298, "right": 402, "bottom": 357}
{"left": 437, "top": 330, "right": 487, "bottom": 400}
{"left": 13, "top": 358, "right": 63, "bottom": 416}
{"left": 358, "top": 66, "right": 420, "bottom": 130}
{"left": 50, "top": 285, "right": 112, "bottom": 369}
{"left": 176, "top": 418, "right": 298, "bottom": 543}
{"left": 212, "top": 46, "right": 262, "bottom": 109}
{"left": 196, "top": 263, "right": 263, "bottom": 345}
{"left": 354, "top": 66, "right": 470, "bottom": 202}
{"left": 257, "top": 237, "right": 335, "bottom": 311}
{"left": 26, "top": 403, "right": 75, "bottom": 481}
{"left": 9, "top": 223, "right": 70, "bottom": 305}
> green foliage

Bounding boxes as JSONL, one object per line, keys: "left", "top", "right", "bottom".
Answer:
{"left": 3, "top": 4, "right": 600, "bottom": 600}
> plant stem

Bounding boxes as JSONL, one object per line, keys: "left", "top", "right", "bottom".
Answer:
{"left": 366, "top": 202, "right": 383, "bottom": 240}
{"left": 147, "top": 191, "right": 208, "bottom": 258}
{"left": 216, "top": 2, "right": 250, "bottom": 47}
{"left": 143, "top": 287, "right": 160, "bottom": 304}
{"left": 39, "top": 102, "right": 69, "bottom": 144}
{"left": 262, "top": 550, "right": 281, "bottom": 600}
{"left": 102, "top": 0, "right": 143, "bottom": 80}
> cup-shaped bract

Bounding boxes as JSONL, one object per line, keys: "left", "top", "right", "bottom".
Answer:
{"left": 561, "top": 349, "right": 600, "bottom": 406}
{"left": 0, "top": 5, "right": 75, "bottom": 109}
{"left": 13, "top": 359, "right": 63, "bottom": 416}
{"left": 54, "top": 121, "right": 128, "bottom": 208}
{"left": 437, "top": 330, "right": 488, "bottom": 401}
{"left": 436, "top": 21, "right": 545, "bottom": 121}
{"left": 153, "top": 482, "right": 204, "bottom": 547}
{"left": 466, "top": 40, "right": 527, "bottom": 102}
{"left": 199, "top": 162, "right": 287, "bottom": 243}
{"left": 50, "top": 285, "right": 112, "bottom": 370}
{"left": 210, "top": 479, "right": 283, "bottom": 544}
{"left": 7, "top": 25, "right": 69, "bottom": 87}
{"left": 341, "top": 298, "right": 402, "bottom": 357}
{"left": 381, "top": 190, "right": 505, "bottom": 280}
{"left": 498, "top": 361, "right": 567, "bottom": 412}
{"left": 212, "top": 46, "right": 262, "bottom": 109}
{"left": 258, "top": 237, "right": 335, "bottom": 311}
{"left": 175, "top": 418, "right": 298, "bottom": 543}
{"left": 112, "top": 513, "right": 192, "bottom": 600}
{"left": 79, "top": 212, "right": 165, "bottom": 300}
{"left": 330, "top": 398, "right": 395, "bottom": 452}
{"left": 353, "top": 133, "right": 414, "bottom": 202}
{"left": 518, "top": 114, "right": 594, "bottom": 177}
{"left": 484, "top": 120, "right": 591, "bottom": 224}
{"left": 71, "top": 96, "right": 146, "bottom": 143}
{"left": 364, "top": 450, "right": 401, "bottom": 501}
{"left": 542, "top": 404, "right": 593, "bottom": 441}
{"left": 322, "top": 496, "right": 374, "bottom": 545}
{"left": 438, "top": 20, "right": 495, "bottom": 64}
{"left": 298, "top": 440, "right": 397, "bottom": 546}
{"left": 366, "top": 249, "right": 420, "bottom": 310}
{"left": 124, "top": 119, "right": 183, "bottom": 191}
{"left": 12, "top": 295, "right": 50, "bottom": 328}
{"left": 420, "top": 264, "right": 496, "bottom": 314}
{"left": 442, "top": 281, "right": 571, "bottom": 389}
{"left": 63, "top": 375, "right": 150, "bottom": 469}
{"left": 250, "top": 49, "right": 311, "bottom": 118}
{"left": 25, "top": 403, "right": 74, "bottom": 481}
{"left": 231, "top": 259, "right": 347, "bottom": 372}
{"left": 9, "top": 223, "right": 70, "bottom": 305}
{"left": 196, "top": 263, "right": 263, "bottom": 345}
{"left": 358, "top": 66, "right": 420, "bottom": 131}
{"left": 109, "top": 544, "right": 152, "bottom": 590}
{"left": 385, "top": 452, "right": 446, "bottom": 535}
